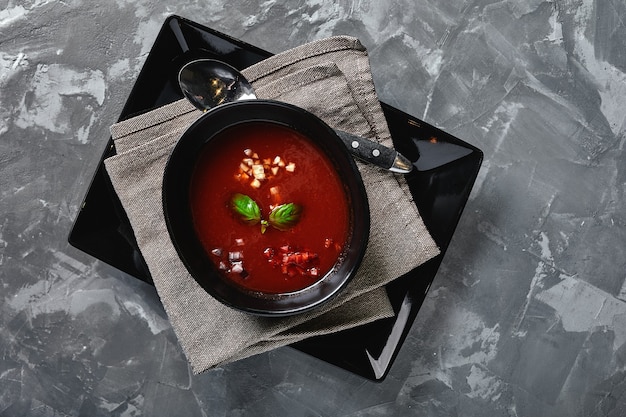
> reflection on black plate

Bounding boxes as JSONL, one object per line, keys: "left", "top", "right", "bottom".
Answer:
{"left": 68, "top": 15, "right": 482, "bottom": 381}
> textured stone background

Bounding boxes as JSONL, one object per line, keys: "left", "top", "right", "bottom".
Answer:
{"left": 1, "top": 1, "right": 625, "bottom": 416}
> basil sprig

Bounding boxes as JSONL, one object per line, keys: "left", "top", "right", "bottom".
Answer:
{"left": 230, "top": 194, "right": 301, "bottom": 233}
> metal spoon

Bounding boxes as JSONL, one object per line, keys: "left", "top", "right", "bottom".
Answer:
{"left": 178, "top": 59, "right": 413, "bottom": 174}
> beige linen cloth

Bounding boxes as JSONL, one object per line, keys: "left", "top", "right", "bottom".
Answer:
{"left": 104, "top": 36, "right": 440, "bottom": 373}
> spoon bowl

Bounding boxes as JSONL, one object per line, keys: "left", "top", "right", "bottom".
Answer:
{"left": 179, "top": 59, "right": 257, "bottom": 110}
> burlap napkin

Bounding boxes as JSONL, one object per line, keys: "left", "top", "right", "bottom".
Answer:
{"left": 104, "top": 36, "right": 440, "bottom": 374}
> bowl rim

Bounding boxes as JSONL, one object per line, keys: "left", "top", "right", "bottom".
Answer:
{"left": 162, "top": 99, "right": 370, "bottom": 316}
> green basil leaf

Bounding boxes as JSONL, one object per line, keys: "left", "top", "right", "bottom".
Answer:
{"left": 231, "top": 193, "right": 261, "bottom": 225}
{"left": 269, "top": 202, "right": 302, "bottom": 231}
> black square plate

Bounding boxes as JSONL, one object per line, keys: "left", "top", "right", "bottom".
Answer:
{"left": 69, "top": 15, "right": 482, "bottom": 381}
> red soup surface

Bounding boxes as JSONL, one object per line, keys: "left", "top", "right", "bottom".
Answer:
{"left": 190, "top": 122, "right": 350, "bottom": 294}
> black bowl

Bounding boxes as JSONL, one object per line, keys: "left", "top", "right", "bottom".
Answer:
{"left": 162, "top": 100, "right": 370, "bottom": 316}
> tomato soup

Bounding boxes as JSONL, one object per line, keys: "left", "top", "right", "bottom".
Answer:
{"left": 190, "top": 122, "right": 350, "bottom": 294}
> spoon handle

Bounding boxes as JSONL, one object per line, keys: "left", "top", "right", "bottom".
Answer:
{"left": 334, "top": 130, "right": 413, "bottom": 174}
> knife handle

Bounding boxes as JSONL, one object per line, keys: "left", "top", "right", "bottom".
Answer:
{"left": 334, "top": 129, "right": 413, "bottom": 174}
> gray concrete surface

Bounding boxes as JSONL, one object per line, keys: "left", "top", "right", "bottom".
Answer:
{"left": 1, "top": 1, "right": 625, "bottom": 416}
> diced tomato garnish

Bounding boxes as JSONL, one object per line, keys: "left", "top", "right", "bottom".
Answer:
{"left": 262, "top": 245, "right": 321, "bottom": 278}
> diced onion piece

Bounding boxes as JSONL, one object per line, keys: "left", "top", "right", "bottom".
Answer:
{"left": 244, "top": 148, "right": 253, "bottom": 156}
{"left": 229, "top": 251, "right": 243, "bottom": 261}
{"left": 285, "top": 162, "right": 296, "bottom": 172}
{"left": 243, "top": 158, "right": 254, "bottom": 166}
{"left": 273, "top": 156, "right": 282, "bottom": 165}
{"left": 269, "top": 187, "right": 281, "bottom": 206}
{"left": 211, "top": 248, "right": 222, "bottom": 256}
{"left": 252, "top": 164, "right": 265, "bottom": 180}
{"left": 235, "top": 238, "right": 244, "bottom": 246}
{"left": 231, "top": 262, "right": 244, "bottom": 274}
{"left": 250, "top": 179, "right": 261, "bottom": 188}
